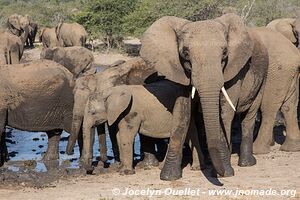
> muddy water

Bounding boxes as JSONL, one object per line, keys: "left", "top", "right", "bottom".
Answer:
{"left": 1, "top": 127, "right": 141, "bottom": 187}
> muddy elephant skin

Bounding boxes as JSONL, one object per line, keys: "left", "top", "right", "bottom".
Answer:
{"left": 55, "top": 22, "right": 88, "bottom": 47}
{"left": 82, "top": 80, "right": 191, "bottom": 178}
{"left": 0, "top": 31, "right": 23, "bottom": 65}
{"left": 40, "top": 46, "right": 96, "bottom": 78}
{"left": 0, "top": 59, "right": 75, "bottom": 166}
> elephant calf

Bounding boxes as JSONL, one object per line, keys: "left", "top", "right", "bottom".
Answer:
{"left": 82, "top": 80, "right": 191, "bottom": 179}
{"left": 40, "top": 46, "right": 96, "bottom": 78}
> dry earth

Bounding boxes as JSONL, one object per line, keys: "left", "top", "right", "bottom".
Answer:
{"left": 0, "top": 48, "right": 300, "bottom": 200}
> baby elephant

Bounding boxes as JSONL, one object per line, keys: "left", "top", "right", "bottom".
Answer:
{"left": 82, "top": 80, "right": 190, "bottom": 175}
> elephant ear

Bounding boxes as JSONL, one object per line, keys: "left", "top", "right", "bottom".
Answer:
{"left": 215, "top": 13, "right": 254, "bottom": 82}
{"left": 276, "top": 20, "right": 297, "bottom": 44}
{"left": 140, "top": 16, "right": 191, "bottom": 86}
{"left": 103, "top": 88, "right": 132, "bottom": 126}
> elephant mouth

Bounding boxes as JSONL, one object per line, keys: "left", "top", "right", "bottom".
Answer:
{"left": 191, "top": 86, "right": 236, "bottom": 112}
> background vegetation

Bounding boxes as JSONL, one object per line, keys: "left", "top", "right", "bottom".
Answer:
{"left": 1, "top": 0, "right": 300, "bottom": 40}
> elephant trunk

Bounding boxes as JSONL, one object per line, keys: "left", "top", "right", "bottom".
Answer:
{"left": 82, "top": 116, "right": 95, "bottom": 172}
{"left": 191, "top": 54, "right": 233, "bottom": 177}
{"left": 66, "top": 114, "right": 83, "bottom": 155}
{"left": 66, "top": 90, "right": 89, "bottom": 155}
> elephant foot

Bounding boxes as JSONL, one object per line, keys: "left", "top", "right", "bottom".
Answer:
{"left": 139, "top": 153, "right": 159, "bottom": 170}
{"left": 119, "top": 165, "right": 135, "bottom": 175}
{"left": 160, "top": 161, "right": 182, "bottom": 181}
{"left": 43, "top": 151, "right": 59, "bottom": 161}
{"left": 222, "top": 166, "right": 235, "bottom": 177}
{"left": 83, "top": 158, "right": 94, "bottom": 174}
{"left": 253, "top": 143, "right": 271, "bottom": 155}
{"left": 280, "top": 138, "right": 300, "bottom": 152}
{"left": 238, "top": 154, "right": 256, "bottom": 167}
{"left": 210, "top": 165, "right": 234, "bottom": 178}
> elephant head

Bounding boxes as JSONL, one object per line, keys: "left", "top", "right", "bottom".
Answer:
{"left": 7, "top": 14, "right": 29, "bottom": 44}
{"left": 7, "top": 14, "right": 22, "bottom": 36}
{"left": 271, "top": 18, "right": 300, "bottom": 49}
{"left": 140, "top": 13, "right": 254, "bottom": 176}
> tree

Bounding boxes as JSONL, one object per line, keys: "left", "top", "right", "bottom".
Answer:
{"left": 74, "top": 0, "right": 138, "bottom": 48}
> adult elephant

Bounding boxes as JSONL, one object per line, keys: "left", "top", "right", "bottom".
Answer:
{"left": 251, "top": 28, "right": 300, "bottom": 154}
{"left": 39, "top": 27, "right": 63, "bottom": 48}
{"left": 0, "top": 31, "right": 23, "bottom": 64}
{"left": 55, "top": 22, "right": 88, "bottom": 47}
{"left": 7, "top": 14, "right": 30, "bottom": 45}
{"left": 0, "top": 59, "right": 74, "bottom": 166}
{"left": 267, "top": 18, "right": 300, "bottom": 49}
{"left": 40, "top": 46, "right": 96, "bottom": 78}
{"left": 140, "top": 14, "right": 267, "bottom": 180}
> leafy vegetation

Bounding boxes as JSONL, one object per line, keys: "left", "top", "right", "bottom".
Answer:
{"left": 1, "top": 0, "right": 300, "bottom": 40}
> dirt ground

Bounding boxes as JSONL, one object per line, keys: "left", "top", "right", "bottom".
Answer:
{"left": 1, "top": 144, "right": 299, "bottom": 200}
{"left": 1, "top": 48, "right": 300, "bottom": 200}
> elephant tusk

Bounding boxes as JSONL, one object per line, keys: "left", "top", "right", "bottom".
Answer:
{"left": 221, "top": 87, "right": 236, "bottom": 112}
{"left": 191, "top": 86, "right": 196, "bottom": 99}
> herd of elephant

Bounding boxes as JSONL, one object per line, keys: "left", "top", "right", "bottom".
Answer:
{"left": 0, "top": 12, "right": 300, "bottom": 182}
{"left": 0, "top": 13, "right": 87, "bottom": 65}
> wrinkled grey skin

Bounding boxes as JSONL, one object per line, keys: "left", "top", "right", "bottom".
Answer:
{"left": 267, "top": 18, "right": 300, "bottom": 50}
{"left": 0, "top": 31, "right": 24, "bottom": 64}
{"left": 251, "top": 28, "right": 300, "bottom": 154}
{"left": 55, "top": 22, "right": 88, "bottom": 47}
{"left": 140, "top": 14, "right": 264, "bottom": 179}
{"left": 0, "top": 60, "right": 74, "bottom": 166}
{"left": 40, "top": 46, "right": 96, "bottom": 78}
{"left": 81, "top": 81, "right": 191, "bottom": 176}
{"left": 66, "top": 58, "right": 156, "bottom": 158}
{"left": 39, "top": 27, "right": 63, "bottom": 48}
{"left": 7, "top": 14, "right": 30, "bottom": 45}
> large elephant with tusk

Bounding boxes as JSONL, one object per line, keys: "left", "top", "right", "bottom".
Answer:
{"left": 140, "top": 14, "right": 271, "bottom": 179}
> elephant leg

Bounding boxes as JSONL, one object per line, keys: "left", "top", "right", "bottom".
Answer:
{"left": 238, "top": 92, "right": 262, "bottom": 167}
{"left": 253, "top": 107, "right": 278, "bottom": 154}
{"left": 108, "top": 123, "right": 120, "bottom": 162}
{"left": 280, "top": 76, "right": 300, "bottom": 152}
{"left": 139, "top": 135, "right": 159, "bottom": 169}
{"left": 186, "top": 115, "right": 205, "bottom": 171}
{"left": 78, "top": 126, "right": 84, "bottom": 157}
{"left": 221, "top": 105, "right": 236, "bottom": 152}
{"left": 117, "top": 118, "right": 140, "bottom": 175}
{"left": 43, "top": 130, "right": 62, "bottom": 161}
{"left": 97, "top": 123, "right": 108, "bottom": 162}
{"left": 160, "top": 96, "right": 191, "bottom": 181}
{"left": 82, "top": 124, "right": 95, "bottom": 172}
{"left": 0, "top": 109, "right": 8, "bottom": 166}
